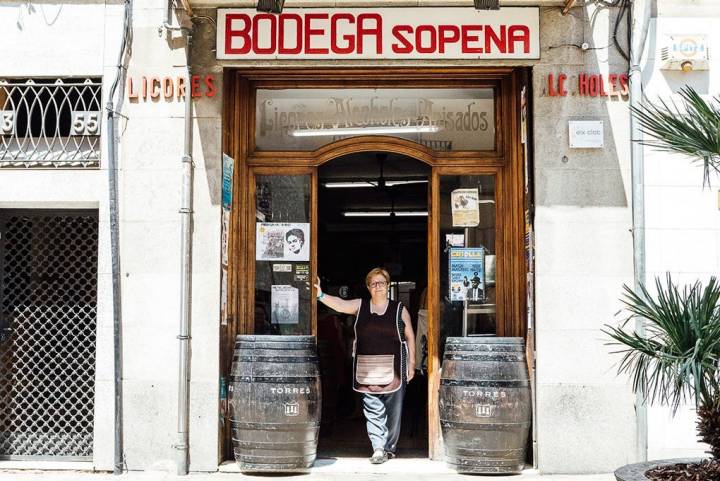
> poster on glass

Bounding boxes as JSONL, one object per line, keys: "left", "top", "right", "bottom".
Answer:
{"left": 271, "top": 285, "right": 299, "bottom": 325}
{"left": 256, "top": 222, "right": 310, "bottom": 261}
{"left": 451, "top": 188, "right": 480, "bottom": 227}
{"left": 449, "top": 247, "right": 485, "bottom": 302}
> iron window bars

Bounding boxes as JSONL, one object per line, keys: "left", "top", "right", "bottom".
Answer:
{"left": 0, "top": 78, "right": 102, "bottom": 168}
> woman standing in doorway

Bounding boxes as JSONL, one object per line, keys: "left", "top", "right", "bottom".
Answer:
{"left": 314, "top": 268, "right": 416, "bottom": 464}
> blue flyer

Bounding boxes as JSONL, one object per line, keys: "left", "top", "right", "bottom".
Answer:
{"left": 449, "top": 247, "right": 485, "bottom": 302}
{"left": 222, "top": 154, "right": 234, "bottom": 210}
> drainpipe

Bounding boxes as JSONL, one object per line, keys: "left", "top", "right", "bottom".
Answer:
{"left": 176, "top": 25, "right": 195, "bottom": 477}
{"left": 106, "top": 0, "right": 132, "bottom": 474}
{"left": 629, "top": 0, "right": 651, "bottom": 463}
{"left": 163, "top": 0, "right": 194, "bottom": 473}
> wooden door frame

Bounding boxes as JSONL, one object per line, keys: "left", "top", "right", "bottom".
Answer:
{"left": 221, "top": 67, "right": 528, "bottom": 461}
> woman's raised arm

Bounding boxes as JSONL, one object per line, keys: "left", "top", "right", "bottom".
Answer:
{"left": 314, "top": 276, "right": 361, "bottom": 315}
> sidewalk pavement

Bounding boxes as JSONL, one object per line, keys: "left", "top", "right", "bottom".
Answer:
{"left": 0, "top": 458, "right": 616, "bottom": 481}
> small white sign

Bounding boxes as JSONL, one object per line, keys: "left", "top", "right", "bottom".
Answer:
{"left": 569, "top": 121, "right": 604, "bottom": 149}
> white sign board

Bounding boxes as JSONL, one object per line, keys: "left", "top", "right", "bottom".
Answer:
{"left": 568, "top": 121, "right": 604, "bottom": 149}
{"left": 217, "top": 8, "right": 539, "bottom": 60}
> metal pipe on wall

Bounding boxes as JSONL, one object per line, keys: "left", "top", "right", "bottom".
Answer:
{"left": 176, "top": 26, "right": 195, "bottom": 477}
{"left": 629, "top": 0, "right": 651, "bottom": 463}
{"left": 106, "top": 0, "right": 133, "bottom": 474}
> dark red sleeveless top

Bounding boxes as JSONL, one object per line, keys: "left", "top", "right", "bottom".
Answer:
{"left": 353, "top": 299, "right": 406, "bottom": 393}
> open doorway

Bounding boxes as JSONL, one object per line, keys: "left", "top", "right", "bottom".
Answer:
{"left": 316, "top": 152, "right": 431, "bottom": 458}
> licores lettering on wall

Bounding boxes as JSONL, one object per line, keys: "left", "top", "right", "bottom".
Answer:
{"left": 127, "top": 75, "right": 216, "bottom": 101}
{"left": 217, "top": 8, "right": 539, "bottom": 60}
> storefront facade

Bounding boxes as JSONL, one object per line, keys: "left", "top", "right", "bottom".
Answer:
{"left": 0, "top": 0, "right": 716, "bottom": 474}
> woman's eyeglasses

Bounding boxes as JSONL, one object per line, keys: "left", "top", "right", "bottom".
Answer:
{"left": 369, "top": 281, "right": 387, "bottom": 288}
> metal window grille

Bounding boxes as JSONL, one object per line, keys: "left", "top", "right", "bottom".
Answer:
{"left": 0, "top": 78, "right": 102, "bottom": 168}
{"left": 0, "top": 210, "right": 99, "bottom": 460}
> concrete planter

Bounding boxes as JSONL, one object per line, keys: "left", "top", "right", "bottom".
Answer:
{"left": 614, "top": 458, "right": 704, "bottom": 481}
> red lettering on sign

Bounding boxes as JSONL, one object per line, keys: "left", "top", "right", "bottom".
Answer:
{"left": 253, "top": 14, "right": 277, "bottom": 54}
{"left": 277, "top": 14, "right": 302, "bottom": 54}
{"left": 579, "top": 74, "right": 588, "bottom": 96}
{"left": 177, "top": 77, "right": 186, "bottom": 98}
{"left": 548, "top": 73, "right": 568, "bottom": 97}
{"left": 508, "top": 25, "right": 530, "bottom": 53}
{"left": 618, "top": 74, "right": 629, "bottom": 96}
{"left": 357, "top": 13, "right": 382, "bottom": 54}
{"left": 547, "top": 72, "right": 629, "bottom": 97}
{"left": 485, "top": 26, "right": 506, "bottom": 54}
{"left": 391, "top": 25, "right": 413, "bottom": 54}
{"left": 589, "top": 75, "right": 598, "bottom": 96}
{"left": 438, "top": 25, "right": 460, "bottom": 54}
{"left": 304, "top": 13, "right": 329, "bottom": 54}
{"left": 461, "top": 25, "right": 483, "bottom": 53}
{"left": 607, "top": 74, "right": 618, "bottom": 95}
{"left": 548, "top": 73, "right": 557, "bottom": 97}
{"left": 415, "top": 25, "right": 437, "bottom": 53}
{"left": 331, "top": 13, "right": 355, "bottom": 54}
{"left": 128, "top": 78, "right": 139, "bottom": 100}
{"left": 162, "top": 77, "right": 174, "bottom": 98}
{"left": 191, "top": 75, "right": 202, "bottom": 98}
{"left": 220, "top": 12, "right": 536, "bottom": 58}
{"left": 558, "top": 73, "right": 567, "bottom": 96}
{"left": 225, "top": 13, "right": 251, "bottom": 55}
{"left": 205, "top": 76, "right": 216, "bottom": 98}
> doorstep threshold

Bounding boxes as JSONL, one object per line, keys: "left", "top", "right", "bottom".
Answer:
{"left": 219, "top": 458, "right": 539, "bottom": 476}
{"left": 0, "top": 461, "right": 95, "bottom": 471}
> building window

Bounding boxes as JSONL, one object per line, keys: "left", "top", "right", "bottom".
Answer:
{"left": 255, "top": 88, "right": 496, "bottom": 152}
{"left": 0, "top": 78, "right": 102, "bottom": 168}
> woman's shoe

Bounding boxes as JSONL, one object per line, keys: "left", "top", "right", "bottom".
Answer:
{"left": 370, "top": 448, "right": 388, "bottom": 464}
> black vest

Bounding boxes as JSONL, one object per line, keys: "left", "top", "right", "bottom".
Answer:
{"left": 353, "top": 299, "right": 406, "bottom": 393}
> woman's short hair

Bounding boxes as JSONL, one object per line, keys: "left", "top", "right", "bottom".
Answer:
{"left": 365, "top": 267, "right": 390, "bottom": 286}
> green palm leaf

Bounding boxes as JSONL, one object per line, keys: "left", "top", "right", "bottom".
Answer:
{"left": 603, "top": 275, "right": 720, "bottom": 412}
{"left": 631, "top": 86, "right": 720, "bottom": 185}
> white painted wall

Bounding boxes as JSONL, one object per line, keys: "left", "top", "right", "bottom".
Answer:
{"left": 118, "top": 1, "right": 222, "bottom": 472}
{"left": 532, "top": 4, "right": 637, "bottom": 473}
{"left": 0, "top": 0, "right": 121, "bottom": 469}
{"left": 642, "top": 6, "right": 720, "bottom": 461}
{"left": 0, "top": 0, "right": 222, "bottom": 471}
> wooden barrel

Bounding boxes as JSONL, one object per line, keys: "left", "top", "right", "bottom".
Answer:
{"left": 317, "top": 340, "right": 339, "bottom": 433}
{"left": 229, "top": 335, "right": 321, "bottom": 472}
{"left": 439, "top": 337, "right": 531, "bottom": 474}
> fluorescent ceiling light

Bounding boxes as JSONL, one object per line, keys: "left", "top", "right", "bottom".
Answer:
{"left": 323, "top": 179, "right": 429, "bottom": 188}
{"left": 343, "top": 211, "right": 428, "bottom": 217}
{"left": 385, "top": 180, "right": 428, "bottom": 186}
{"left": 324, "top": 181, "right": 375, "bottom": 189}
{"left": 290, "top": 125, "right": 440, "bottom": 137}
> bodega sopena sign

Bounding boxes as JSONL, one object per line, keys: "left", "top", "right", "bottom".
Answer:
{"left": 217, "top": 8, "right": 539, "bottom": 60}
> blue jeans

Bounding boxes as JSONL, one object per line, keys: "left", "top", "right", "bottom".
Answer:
{"left": 362, "top": 384, "right": 406, "bottom": 454}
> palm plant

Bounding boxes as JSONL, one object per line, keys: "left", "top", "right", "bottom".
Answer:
{"left": 631, "top": 86, "right": 720, "bottom": 185}
{"left": 604, "top": 275, "right": 720, "bottom": 458}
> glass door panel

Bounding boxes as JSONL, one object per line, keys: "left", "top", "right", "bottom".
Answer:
{"left": 438, "top": 174, "right": 498, "bottom": 351}
{"left": 253, "top": 174, "right": 313, "bottom": 335}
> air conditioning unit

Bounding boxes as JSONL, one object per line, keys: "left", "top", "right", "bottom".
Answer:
{"left": 660, "top": 35, "right": 710, "bottom": 71}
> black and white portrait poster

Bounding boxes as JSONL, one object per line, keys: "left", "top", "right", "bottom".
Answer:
{"left": 256, "top": 222, "right": 310, "bottom": 261}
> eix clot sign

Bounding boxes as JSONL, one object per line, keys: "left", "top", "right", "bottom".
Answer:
{"left": 568, "top": 120, "right": 604, "bottom": 149}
